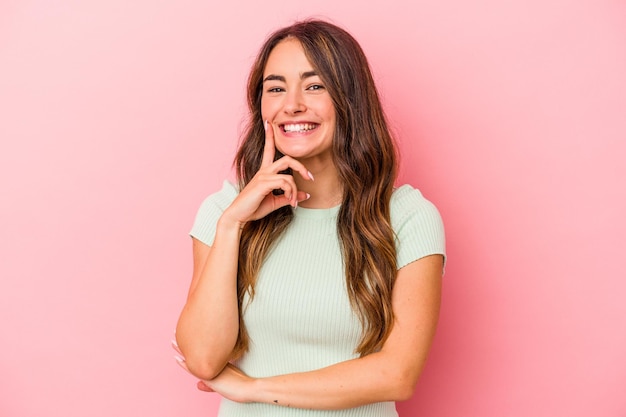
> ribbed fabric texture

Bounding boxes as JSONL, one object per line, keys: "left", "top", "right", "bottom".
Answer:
{"left": 190, "top": 181, "right": 446, "bottom": 417}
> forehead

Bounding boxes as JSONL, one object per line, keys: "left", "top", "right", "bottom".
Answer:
{"left": 263, "top": 38, "right": 315, "bottom": 77}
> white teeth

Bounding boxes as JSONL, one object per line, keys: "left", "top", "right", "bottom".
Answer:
{"left": 283, "top": 123, "right": 316, "bottom": 132}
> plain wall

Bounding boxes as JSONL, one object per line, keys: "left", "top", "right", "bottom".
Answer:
{"left": 1, "top": 1, "right": 625, "bottom": 416}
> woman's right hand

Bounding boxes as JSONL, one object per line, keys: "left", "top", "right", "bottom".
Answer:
{"left": 222, "top": 120, "right": 313, "bottom": 226}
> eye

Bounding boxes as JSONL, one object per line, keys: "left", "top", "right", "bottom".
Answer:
{"left": 266, "top": 86, "right": 285, "bottom": 93}
{"left": 306, "top": 84, "right": 325, "bottom": 91}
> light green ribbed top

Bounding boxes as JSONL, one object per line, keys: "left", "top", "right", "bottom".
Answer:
{"left": 190, "top": 181, "right": 445, "bottom": 417}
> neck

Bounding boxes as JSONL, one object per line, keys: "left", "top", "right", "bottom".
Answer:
{"left": 295, "top": 161, "right": 343, "bottom": 209}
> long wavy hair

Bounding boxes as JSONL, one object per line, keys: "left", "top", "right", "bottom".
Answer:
{"left": 232, "top": 19, "right": 399, "bottom": 359}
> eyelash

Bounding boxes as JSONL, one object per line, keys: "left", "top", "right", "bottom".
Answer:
{"left": 265, "top": 84, "right": 325, "bottom": 93}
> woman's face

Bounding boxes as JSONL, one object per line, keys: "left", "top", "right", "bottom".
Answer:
{"left": 261, "top": 38, "right": 336, "bottom": 164}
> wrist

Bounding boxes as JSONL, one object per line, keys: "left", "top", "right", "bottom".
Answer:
{"left": 217, "top": 214, "right": 245, "bottom": 234}
{"left": 248, "top": 377, "right": 269, "bottom": 404}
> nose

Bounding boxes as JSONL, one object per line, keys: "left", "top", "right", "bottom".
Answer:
{"left": 283, "top": 89, "right": 306, "bottom": 115}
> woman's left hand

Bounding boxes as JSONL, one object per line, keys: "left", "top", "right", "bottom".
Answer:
{"left": 173, "top": 339, "right": 255, "bottom": 403}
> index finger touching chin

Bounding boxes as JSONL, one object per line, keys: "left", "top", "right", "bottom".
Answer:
{"left": 261, "top": 119, "right": 276, "bottom": 167}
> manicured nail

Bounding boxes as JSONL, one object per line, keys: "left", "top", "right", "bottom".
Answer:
{"left": 306, "top": 193, "right": 311, "bottom": 200}
{"left": 264, "top": 120, "right": 268, "bottom": 130}
{"left": 307, "top": 171, "right": 314, "bottom": 181}
{"left": 174, "top": 355, "right": 185, "bottom": 364}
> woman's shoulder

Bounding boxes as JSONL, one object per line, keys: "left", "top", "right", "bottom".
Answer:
{"left": 197, "top": 179, "right": 239, "bottom": 211}
{"left": 391, "top": 184, "right": 439, "bottom": 215}
{"left": 390, "top": 184, "right": 446, "bottom": 267}
{"left": 189, "top": 180, "right": 239, "bottom": 245}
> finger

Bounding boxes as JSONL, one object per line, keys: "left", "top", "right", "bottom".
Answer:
{"left": 271, "top": 192, "right": 297, "bottom": 209}
{"left": 260, "top": 119, "right": 276, "bottom": 168}
{"left": 249, "top": 173, "right": 294, "bottom": 197}
{"left": 267, "top": 174, "right": 302, "bottom": 207}
{"left": 269, "top": 189, "right": 310, "bottom": 209}
{"left": 286, "top": 191, "right": 311, "bottom": 209}
{"left": 197, "top": 381, "right": 214, "bottom": 392}
{"left": 270, "top": 155, "right": 315, "bottom": 184}
{"left": 296, "top": 191, "right": 311, "bottom": 203}
{"left": 171, "top": 339, "right": 183, "bottom": 356}
{"left": 174, "top": 355, "right": 192, "bottom": 375}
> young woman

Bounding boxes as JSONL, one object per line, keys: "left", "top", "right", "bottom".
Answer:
{"left": 174, "top": 19, "right": 445, "bottom": 416}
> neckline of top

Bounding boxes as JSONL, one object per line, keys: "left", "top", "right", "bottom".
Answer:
{"left": 292, "top": 204, "right": 341, "bottom": 219}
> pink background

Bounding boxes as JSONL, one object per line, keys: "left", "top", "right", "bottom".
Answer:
{"left": 1, "top": 1, "right": 625, "bottom": 416}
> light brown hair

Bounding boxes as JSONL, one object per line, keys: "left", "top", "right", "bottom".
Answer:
{"left": 233, "top": 19, "right": 398, "bottom": 359}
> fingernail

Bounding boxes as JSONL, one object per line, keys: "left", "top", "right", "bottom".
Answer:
{"left": 174, "top": 355, "right": 185, "bottom": 364}
{"left": 308, "top": 171, "right": 314, "bottom": 181}
{"left": 264, "top": 120, "right": 268, "bottom": 130}
{"left": 306, "top": 193, "right": 311, "bottom": 200}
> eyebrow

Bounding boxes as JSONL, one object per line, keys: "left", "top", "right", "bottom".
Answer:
{"left": 262, "top": 71, "right": 318, "bottom": 83}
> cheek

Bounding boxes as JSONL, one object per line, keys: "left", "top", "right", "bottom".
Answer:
{"left": 320, "top": 99, "right": 336, "bottom": 122}
{"left": 260, "top": 99, "right": 278, "bottom": 121}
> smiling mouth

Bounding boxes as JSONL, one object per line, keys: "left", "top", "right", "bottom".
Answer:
{"left": 281, "top": 123, "right": 319, "bottom": 133}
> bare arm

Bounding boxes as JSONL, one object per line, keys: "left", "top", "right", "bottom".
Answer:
{"left": 195, "top": 254, "right": 443, "bottom": 409}
{"left": 175, "top": 221, "right": 242, "bottom": 380}
{"left": 175, "top": 121, "right": 312, "bottom": 380}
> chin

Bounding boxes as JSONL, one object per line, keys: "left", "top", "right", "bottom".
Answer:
{"left": 279, "top": 149, "right": 314, "bottom": 160}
